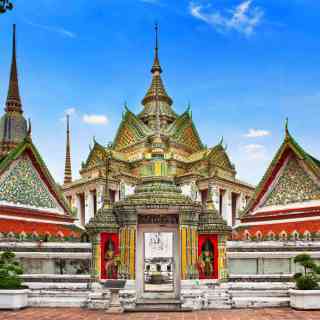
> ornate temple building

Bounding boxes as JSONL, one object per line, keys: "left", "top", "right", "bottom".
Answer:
{"left": 62, "top": 26, "right": 252, "bottom": 310}
{"left": 0, "top": 25, "right": 80, "bottom": 241}
{"left": 236, "top": 122, "right": 320, "bottom": 241}
{"left": 62, "top": 30, "right": 254, "bottom": 230}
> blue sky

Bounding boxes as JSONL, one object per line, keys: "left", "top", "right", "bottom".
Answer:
{"left": 0, "top": 0, "right": 320, "bottom": 185}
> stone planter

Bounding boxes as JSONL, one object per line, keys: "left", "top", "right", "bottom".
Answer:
{"left": 0, "top": 289, "right": 29, "bottom": 310}
{"left": 289, "top": 289, "right": 320, "bottom": 310}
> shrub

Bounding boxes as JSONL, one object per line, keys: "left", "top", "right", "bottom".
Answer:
{"left": 0, "top": 250, "right": 24, "bottom": 289}
{"left": 293, "top": 253, "right": 320, "bottom": 290}
{"left": 296, "top": 275, "right": 319, "bottom": 290}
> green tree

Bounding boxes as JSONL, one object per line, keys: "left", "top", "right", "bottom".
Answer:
{"left": 0, "top": 1, "right": 13, "bottom": 14}
{"left": 0, "top": 250, "right": 24, "bottom": 289}
{"left": 294, "top": 254, "right": 320, "bottom": 290}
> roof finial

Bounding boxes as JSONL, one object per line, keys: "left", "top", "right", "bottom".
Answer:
{"left": 63, "top": 114, "right": 72, "bottom": 184}
{"left": 5, "top": 24, "right": 22, "bottom": 113}
{"left": 285, "top": 117, "right": 289, "bottom": 137}
{"left": 27, "top": 118, "right": 32, "bottom": 137}
{"left": 219, "top": 136, "right": 224, "bottom": 145}
{"left": 151, "top": 22, "right": 162, "bottom": 74}
{"left": 155, "top": 22, "right": 159, "bottom": 51}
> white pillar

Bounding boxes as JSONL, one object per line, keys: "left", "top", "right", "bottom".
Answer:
{"left": 223, "top": 189, "right": 232, "bottom": 226}
{"left": 75, "top": 194, "right": 82, "bottom": 227}
{"left": 96, "top": 185, "right": 104, "bottom": 210}
{"left": 211, "top": 185, "right": 219, "bottom": 210}
{"left": 84, "top": 191, "right": 93, "bottom": 225}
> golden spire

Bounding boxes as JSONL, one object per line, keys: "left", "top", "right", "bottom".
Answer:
{"left": 63, "top": 115, "right": 72, "bottom": 184}
{"left": 5, "top": 24, "right": 22, "bottom": 113}
{"left": 141, "top": 23, "right": 173, "bottom": 107}
{"left": 151, "top": 23, "right": 162, "bottom": 74}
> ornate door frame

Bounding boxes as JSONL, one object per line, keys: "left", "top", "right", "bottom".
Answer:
{"left": 136, "top": 220, "right": 180, "bottom": 300}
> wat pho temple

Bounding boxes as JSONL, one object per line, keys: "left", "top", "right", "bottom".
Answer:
{"left": 1, "top": 24, "right": 320, "bottom": 311}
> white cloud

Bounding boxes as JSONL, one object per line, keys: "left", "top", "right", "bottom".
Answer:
{"left": 189, "top": 0, "right": 264, "bottom": 36}
{"left": 244, "top": 128, "right": 270, "bottom": 138}
{"left": 243, "top": 143, "right": 267, "bottom": 160}
{"left": 83, "top": 114, "right": 108, "bottom": 125}
{"left": 25, "top": 20, "right": 76, "bottom": 38}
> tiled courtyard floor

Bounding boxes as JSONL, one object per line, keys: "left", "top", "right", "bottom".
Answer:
{"left": 0, "top": 308, "right": 320, "bottom": 320}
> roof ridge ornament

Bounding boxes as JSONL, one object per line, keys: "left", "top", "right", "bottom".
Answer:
{"left": 27, "top": 118, "right": 32, "bottom": 137}
{"left": 285, "top": 117, "right": 290, "bottom": 138}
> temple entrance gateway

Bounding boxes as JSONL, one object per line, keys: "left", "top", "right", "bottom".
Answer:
{"left": 137, "top": 224, "right": 180, "bottom": 300}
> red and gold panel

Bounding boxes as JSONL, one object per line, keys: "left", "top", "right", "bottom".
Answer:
{"left": 198, "top": 234, "right": 218, "bottom": 279}
{"left": 100, "top": 232, "right": 119, "bottom": 280}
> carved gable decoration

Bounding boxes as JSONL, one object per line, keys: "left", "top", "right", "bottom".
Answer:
{"left": 208, "top": 146, "right": 234, "bottom": 172}
{"left": 242, "top": 130, "right": 320, "bottom": 218}
{"left": 113, "top": 110, "right": 152, "bottom": 151}
{"left": 262, "top": 156, "right": 320, "bottom": 207}
{"left": 0, "top": 155, "right": 62, "bottom": 211}
{"left": 86, "top": 145, "right": 105, "bottom": 169}
{"left": 166, "top": 112, "right": 203, "bottom": 152}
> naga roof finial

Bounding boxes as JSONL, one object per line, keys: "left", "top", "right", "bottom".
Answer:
{"left": 27, "top": 118, "right": 32, "bottom": 137}
{"left": 285, "top": 117, "right": 290, "bottom": 138}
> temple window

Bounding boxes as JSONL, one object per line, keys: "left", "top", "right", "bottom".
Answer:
{"left": 110, "top": 189, "right": 116, "bottom": 203}
{"left": 244, "top": 230, "right": 251, "bottom": 241}
{"left": 77, "top": 193, "right": 85, "bottom": 226}
{"left": 292, "top": 231, "right": 300, "bottom": 241}
{"left": 44, "top": 232, "right": 51, "bottom": 242}
{"left": 255, "top": 231, "right": 263, "bottom": 241}
{"left": 90, "top": 190, "right": 97, "bottom": 215}
{"left": 268, "top": 232, "right": 276, "bottom": 241}
{"left": 280, "top": 231, "right": 287, "bottom": 241}
{"left": 20, "top": 231, "right": 26, "bottom": 241}
{"left": 57, "top": 231, "right": 64, "bottom": 240}
{"left": 201, "top": 189, "right": 208, "bottom": 206}
{"left": 304, "top": 231, "right": 311, "bottom": 241}
{"left": 32, "top": 231, "right": 38, "bottom": 240}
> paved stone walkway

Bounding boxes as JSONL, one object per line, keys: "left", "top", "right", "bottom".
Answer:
{"left": 0, "top": 308, "right": 320, "bottom": 320}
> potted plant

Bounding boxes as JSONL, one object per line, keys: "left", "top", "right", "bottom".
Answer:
{"left": 289, "top": 253, "right": 320, "bottom": 310}
{"left": 0, "top": 250, "right": 29, "bottom": 309}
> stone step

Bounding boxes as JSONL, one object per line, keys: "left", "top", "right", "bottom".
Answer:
{"left": 28, "top": 289, "right": 90, "bottom": 307}
{"left": 135, "top": 299, "right": 183, "bottom": 312}
{"left": 28, "top": 295, "right": 89, "bottom": 307}
{"left": 29, "top": 290, "right": 89, "bottom": 297}
{"left": 230, "top": 289, "right": 289, "bottom": 298}
{"left": 232, "top": 296, "right": 290, "bottom": 309}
